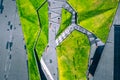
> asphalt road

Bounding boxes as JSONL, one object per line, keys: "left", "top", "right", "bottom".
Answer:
{"left": 0, "top": 0, "right": 28, "bottom": 80}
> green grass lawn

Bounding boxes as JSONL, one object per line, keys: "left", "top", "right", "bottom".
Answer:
{"left": 57, "top": 30, "right": 90, "bottom": 80}
{"left": 68, "top": 0, "right": 118, "bottom": 42}
{"left": 16, "top": 0, "right": 118, "bottom": 80}
{"left": 36, "top": 1, "right": 48, "bottom": 59}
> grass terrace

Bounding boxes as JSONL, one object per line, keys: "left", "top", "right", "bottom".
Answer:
{"left": 16, "top": 0, "right": 118, "bottom": 80}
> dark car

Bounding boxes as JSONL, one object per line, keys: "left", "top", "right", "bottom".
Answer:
{"left": 0, "top": 0, "right": 4, "bottom": 14}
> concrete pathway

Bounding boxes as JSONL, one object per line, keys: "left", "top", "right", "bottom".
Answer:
{"left": 39, "top": 0, "right": 64, "bottom": 80}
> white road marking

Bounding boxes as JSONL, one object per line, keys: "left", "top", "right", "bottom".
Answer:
{"left": 40, "top": 58, "right": 54, "bottom": 80}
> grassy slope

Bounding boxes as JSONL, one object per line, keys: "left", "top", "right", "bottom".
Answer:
{"left": 17, "top": 0, "right": 118, "bottom": 80}
{"left": 17, "top": 0, "right": 49, "bottom": 80}
{"left": 16, "top": 0, "right": 45, "bottom": 80}
{"left": 57, "top": 31, "right": 90, "bottom": 80}
{"left": 36, "top": 2, "right": 48, "bottom": 59}
{"left": 68, "top": 0, "right": 118, "bottom": 42}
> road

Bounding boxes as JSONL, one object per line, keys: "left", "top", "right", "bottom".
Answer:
{"left": 0, "top": 0, "right": 28, "bottom": 80}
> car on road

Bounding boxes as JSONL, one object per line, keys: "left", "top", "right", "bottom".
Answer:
{"left": 0, "top": 0, "right": 4, "bottom": 14}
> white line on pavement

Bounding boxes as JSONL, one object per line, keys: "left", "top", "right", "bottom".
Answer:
{"left": 40, "top": 58, "right": 54, "bottom": 80}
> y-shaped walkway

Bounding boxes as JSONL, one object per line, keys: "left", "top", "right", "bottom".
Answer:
{"left": 34, "top": 0, "right": 104, "bottom": 80}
